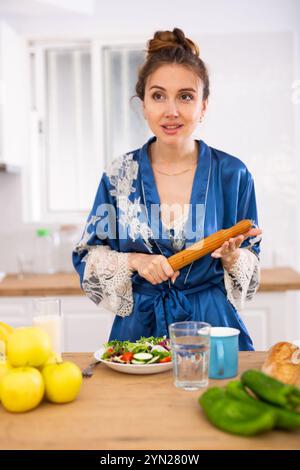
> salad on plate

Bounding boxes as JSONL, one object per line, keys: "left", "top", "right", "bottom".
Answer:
{"left": 101, "top": 336, "right": 172, "bottom": 365}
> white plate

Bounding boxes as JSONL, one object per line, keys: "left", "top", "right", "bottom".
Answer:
{"left": 94, "top": 347, "right": 173, "bottom": 375}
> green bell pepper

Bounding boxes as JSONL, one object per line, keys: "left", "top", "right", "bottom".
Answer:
{"left": 241, "top": 369, "right": 300, "bottom": 410}
{"left": 226, "top": 380, "right": 300, "bottom": 430}
{"left": 198, "top": 387, "right": 276, "bottom": 436}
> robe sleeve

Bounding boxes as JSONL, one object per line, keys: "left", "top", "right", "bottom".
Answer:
{"left": 72, "top": 171, "right": 134, "bottom": 317}
{"left": 223, "top": 168, "right": 261, "bottom": 311}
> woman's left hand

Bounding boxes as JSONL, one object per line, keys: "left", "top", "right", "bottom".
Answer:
{"left": 211, "top": 227, "right": 262, "bottom": 271}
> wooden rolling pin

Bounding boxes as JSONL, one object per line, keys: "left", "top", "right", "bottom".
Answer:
{"left": 168, "top": 219, "right": 253, "bottom": 271}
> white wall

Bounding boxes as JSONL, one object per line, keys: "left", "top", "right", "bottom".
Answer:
{"left": 0, "top": 0, "right": 299, "bottom": 273}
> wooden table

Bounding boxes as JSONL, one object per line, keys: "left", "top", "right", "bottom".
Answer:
{"left": 0, "top": 352, "right": 299, "bottom": 450}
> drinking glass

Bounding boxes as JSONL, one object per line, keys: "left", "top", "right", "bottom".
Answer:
{"left": 169, "top": 321, "right": 211, "bottom": 391}
{"left": 32, "top": 298, "right": 63, "bottom": 357}
{"left": 16, "top": 253, "right": 34, "bottom": 279}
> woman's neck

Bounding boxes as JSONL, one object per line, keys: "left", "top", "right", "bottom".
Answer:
{"left": 149, "top": 139, "right": 199, "bottom": 166}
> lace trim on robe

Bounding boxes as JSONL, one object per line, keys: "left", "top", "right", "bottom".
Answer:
{"left": 105, "top": 152, "right": 154, "bottom": 253}
{"left": 161, "top": 211, "right": 189, "bottom": 252}
{"left": 223, "top": 248, "right": 260, "bottom": 312}
{"left": 81, "top": 245, "right": 133, "bottom": 317}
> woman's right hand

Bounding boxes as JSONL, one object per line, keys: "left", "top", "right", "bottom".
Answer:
{"left": 127, "top": 253, "right": 180, "bottom": 285}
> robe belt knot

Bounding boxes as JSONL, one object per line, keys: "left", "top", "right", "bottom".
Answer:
{"left": 133, "top": 281, "right": 220, "bottom": 337}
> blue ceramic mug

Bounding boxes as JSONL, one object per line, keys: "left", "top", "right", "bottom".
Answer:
{"left": 209, "top": 327, "right": 240, "bottom": 379}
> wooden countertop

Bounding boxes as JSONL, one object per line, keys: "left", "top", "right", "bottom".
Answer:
{"left": 0, "top": 273, "right": 82, "bottom": 296}
{"left": 0, "top": 351, "right": 299, "bottom": 450}
{"left": 1, "top": 268, "right": 300, "bottom": 297}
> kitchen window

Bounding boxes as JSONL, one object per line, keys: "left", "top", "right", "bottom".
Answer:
{"left": 27, "top": 40, "right": 149, "bottom": 223}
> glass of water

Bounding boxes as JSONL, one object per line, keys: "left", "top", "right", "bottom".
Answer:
{"left": 169, "top": 321, "right": 211, "bottom": 391}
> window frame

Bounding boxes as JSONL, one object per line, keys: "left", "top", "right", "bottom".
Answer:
{"left": 24, "top": 36, "right": 146, "bottom": 224}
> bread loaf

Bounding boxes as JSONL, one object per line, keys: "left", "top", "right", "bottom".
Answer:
{"left": 261, "top": 342, "right": 300, "bottom": 386}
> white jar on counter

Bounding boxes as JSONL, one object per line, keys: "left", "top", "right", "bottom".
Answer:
{"left": 34, "top": 228, "right": 55, "bottom": 274}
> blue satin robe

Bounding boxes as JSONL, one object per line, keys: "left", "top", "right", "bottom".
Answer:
{"left": 72, "top": 136, "right": 261, "bottom": 351}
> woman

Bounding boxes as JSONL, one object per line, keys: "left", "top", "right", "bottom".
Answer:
{"left": 73, "top": 28, "right": 262, "bottom": 350}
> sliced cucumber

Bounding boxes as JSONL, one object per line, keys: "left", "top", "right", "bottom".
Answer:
{"left": 146, "top": 356, "right": 160, "bottom": 364}
{"left": 112, "top": 356, "right": 125, "bottom": 363}
{"left": 131, "top": 359, "right": 146, "bottom": 364}
{"left": 133, "top": 353, "right": 153, "bottom": 361}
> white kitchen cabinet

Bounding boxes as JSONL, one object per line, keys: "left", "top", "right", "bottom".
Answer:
{"left": 0, "top": 291, "right": 299, "bottom": 352}
{"left": 0, "top": 295, "right": 115, "bottom": 353}
{"left": 240, "top": 291, "right": 299, "bottom": 350}
{"left": 0, "top": 21, "right": 28, "bottom": 169}
{"left": 0, "top": 297, "right": 32, "bottom": 328}
{"left": 60, "top": 296, "right": 114, "bottom": 352}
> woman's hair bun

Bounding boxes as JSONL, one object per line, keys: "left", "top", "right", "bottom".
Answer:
{"left": 134, "top": 27, "right": 209, "bottom": 102}
{"left": 147, "top": 28, "right": 200, "bottom": 58}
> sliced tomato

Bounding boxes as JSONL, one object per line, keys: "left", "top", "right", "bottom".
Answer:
{"left": 105, "top": 347, "right": 115, "bottom": 357}
{"left": 120, "top": 352, "right": 134, "bottom": 363}
{"left": 159, "top": 356, "right": 172, "bottom": 363}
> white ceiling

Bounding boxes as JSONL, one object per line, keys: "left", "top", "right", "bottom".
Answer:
{"left": 0, "top": 0, "right": 299, "bottom": 39}
{"left": 0, "top": 0, "right": 95, "bottom": 16}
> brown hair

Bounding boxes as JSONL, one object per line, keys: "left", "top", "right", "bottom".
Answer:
{"left": 134, "top": 28, "right": 210, "bottom": 102}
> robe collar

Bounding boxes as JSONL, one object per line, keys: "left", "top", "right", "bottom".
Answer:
{"left": 139, "top": 135, "right": 211, "bottom": 257}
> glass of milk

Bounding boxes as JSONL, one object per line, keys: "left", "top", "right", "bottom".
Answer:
{"left": 32, "top": 298, "right": 63, "bottom": 357}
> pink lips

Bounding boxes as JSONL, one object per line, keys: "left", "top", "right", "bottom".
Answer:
{"left": 161, "top": 124, "right": 183, "bottom": 135}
